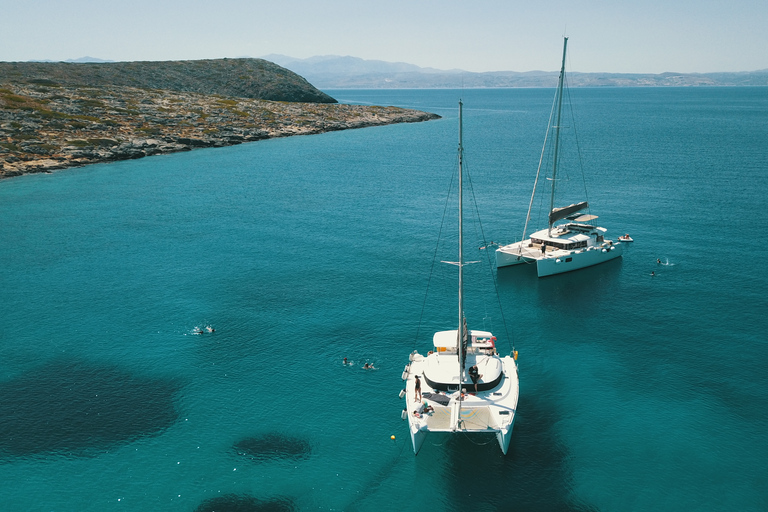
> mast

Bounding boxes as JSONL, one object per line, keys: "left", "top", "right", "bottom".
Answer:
{"left": 457, "top": 100, "right": 466, "bottom": 375}
{"left": 548, "top": 36, "right": 568, "bottom": 237}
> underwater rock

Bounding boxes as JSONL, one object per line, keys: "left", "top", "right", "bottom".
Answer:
{"left": 0, "top": 358, "right": 179, "bottom": 460}
{"left": 233, "top": 433, "right": 312, "bottom": 462}
{"left": 194, "top": 494, "right": 295, "bottom": 512}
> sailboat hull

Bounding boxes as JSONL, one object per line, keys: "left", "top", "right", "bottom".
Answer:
{"left": 402, "top": 345, "right": 519, "bottom": 456}
{"left": 409, "top": 422, "right": 428, "bottom": 455}
{"left": 536, "top": 242, "right": 623, "bottom": 277}
{"left": 496, "top": 242, "right": 538, "bottom": 268}
{"left": 496, "top": 417, "right": 515, "bottom": 455}
{"left": 402, "top": 102, "right": 519, "bottom": 456}
{"left": 497, "top": 238, "right": 624, "bottom": 276}
{"left": 498, "top": 37, "right": 625, "bottom": 278}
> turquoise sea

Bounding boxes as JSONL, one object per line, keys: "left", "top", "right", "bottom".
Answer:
{"left": 1, "top": 87, "right": 767, "bottom": 511}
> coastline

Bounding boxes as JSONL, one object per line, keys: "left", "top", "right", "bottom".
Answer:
{"left": 0, "top": 83, "right": 440, "bottom": 180}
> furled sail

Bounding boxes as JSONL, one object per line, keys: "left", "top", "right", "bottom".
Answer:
{"left": 460, "top": 317, "right": 468, "bottom": 372}
{"left": 549, "top": 201, "right": 589, "bottom": 225}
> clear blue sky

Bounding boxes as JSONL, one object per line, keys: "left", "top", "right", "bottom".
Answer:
{"left": 2, "top": 0, "right": 766, "bottom": 73}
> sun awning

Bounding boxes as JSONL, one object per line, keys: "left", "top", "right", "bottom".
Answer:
{"left": 433, "top": 329, "right": 493, "bottom": 348}
{"left": 571, "top": 214, "right": 598, "bottom": 222}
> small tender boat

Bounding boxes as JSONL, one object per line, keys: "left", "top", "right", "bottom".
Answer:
{"left": 618, "top": 234, "right": 633, "bottom": 243}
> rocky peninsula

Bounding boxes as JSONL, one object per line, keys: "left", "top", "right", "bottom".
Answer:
{"left": 0, "top": 59, "right": 440, "bottom": 179}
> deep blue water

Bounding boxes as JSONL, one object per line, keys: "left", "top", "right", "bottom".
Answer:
{"left": 1, "top": 87, "right": 767, "bottom": 511}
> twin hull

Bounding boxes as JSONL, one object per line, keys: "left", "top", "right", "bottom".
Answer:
{"left": 403, "top": 343, "right": 518, "bottom": 455}
{"left": 496, "top": 242, "right": 623, "bottom": 277}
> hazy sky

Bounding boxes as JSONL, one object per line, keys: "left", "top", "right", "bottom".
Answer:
{"left": 2, "top": 0, "right": 766, "bottom": 73}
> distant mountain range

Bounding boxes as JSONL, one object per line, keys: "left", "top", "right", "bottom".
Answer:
{"left": 263, "top": 54, "right": 768, "bottom": 88}
{"left": 27, "top": 56, "right": 115, "bottom": 64}
{"left": 20, "top": 55, "right": 768, "bottom": 88}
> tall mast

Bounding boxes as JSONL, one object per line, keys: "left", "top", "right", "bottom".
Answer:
{"left": 457, "top": 100, "right": 465, "bottom": 373}
{"left": 548, "top": 36, "right": 568, "bottom": 236}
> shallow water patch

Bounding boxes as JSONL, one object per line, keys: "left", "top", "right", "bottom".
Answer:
{"left": 0, "top": 358, "right": 180, "bottom": 460}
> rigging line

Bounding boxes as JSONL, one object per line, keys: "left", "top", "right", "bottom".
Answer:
{"left": 414, "top": 161, "right": 457, "bottom": 347}
{"left": 460, "top": 431, "right": 496, "bottom": 446}
{"left": 525, "top": 81, "right": 560, "bottom": 235}
{"left": 563, "top": 73, "right": 591, "bottom": 209}
{"left": 462, "top": 159, "right": 494, "bottom": 333}
{"left": 343, "top": 431, "right": 410, "bottom": 511}
{"left": 463, "top": 160, "right": 516, "bottom": 355}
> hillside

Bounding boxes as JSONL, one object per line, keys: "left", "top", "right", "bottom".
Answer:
{"left": 0, "top": 58, "right": 337, "bottom": 103}
{"left": 0, "top": 60, "right": 440, "bottom": 179}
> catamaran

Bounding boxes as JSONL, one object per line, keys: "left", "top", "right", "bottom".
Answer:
{"left": 496, "top": 37, "right": 623, "bottom": 277}
{"left": 400, "top": 101, "right": 519, "bottom": 455}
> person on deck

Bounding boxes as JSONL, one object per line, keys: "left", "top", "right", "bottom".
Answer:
{"left": 468, "top": 365, "right": 482, "bottom": 392}
{"left": 414, "top": 375, "right": 422, "bottom": 402}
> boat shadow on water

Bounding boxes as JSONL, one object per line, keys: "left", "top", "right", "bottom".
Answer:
{"left": 497, "top": 254, "right": 623, "bottom": 310}
{"left": 414, "top": 392, "right": 598, "bottom": 511}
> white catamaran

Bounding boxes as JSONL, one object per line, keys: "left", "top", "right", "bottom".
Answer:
{"left": 401, "top": 101, "right": 519, "bottom": 455}
{"left": 496, "top": 37, "right": 623, "bottom": 277}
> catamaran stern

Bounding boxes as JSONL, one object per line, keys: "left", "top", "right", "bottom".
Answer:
{"left": 496, "top": 243, "right": 537, "bottom": 268}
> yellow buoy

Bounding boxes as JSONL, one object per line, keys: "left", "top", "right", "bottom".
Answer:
{"left": 390, "top": 435, "right": 396, "bottom": 440}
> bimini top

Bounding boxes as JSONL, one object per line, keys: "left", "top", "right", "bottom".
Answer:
{"left": 432, "top": 329, "right": 494, "bottom": 349}
{"left": 535, "top": 231, "right": 591, "bottom": 243}
{"left": 570, "top": 214, "right": 598, "bottom": 223}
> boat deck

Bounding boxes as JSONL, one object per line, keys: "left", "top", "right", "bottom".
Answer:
{"left": 404, "top": 351, "right": 517, "bottom": 429}
{"left": 500, "top": 239, "right": 619, "bottom": 262}
{"left": 497, "top": 241, "right": 542, "bottom": 261}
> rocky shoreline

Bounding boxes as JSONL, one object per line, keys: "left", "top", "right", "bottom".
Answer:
{"left": 0, "top": 83, "right": 440, "bottom": 180}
